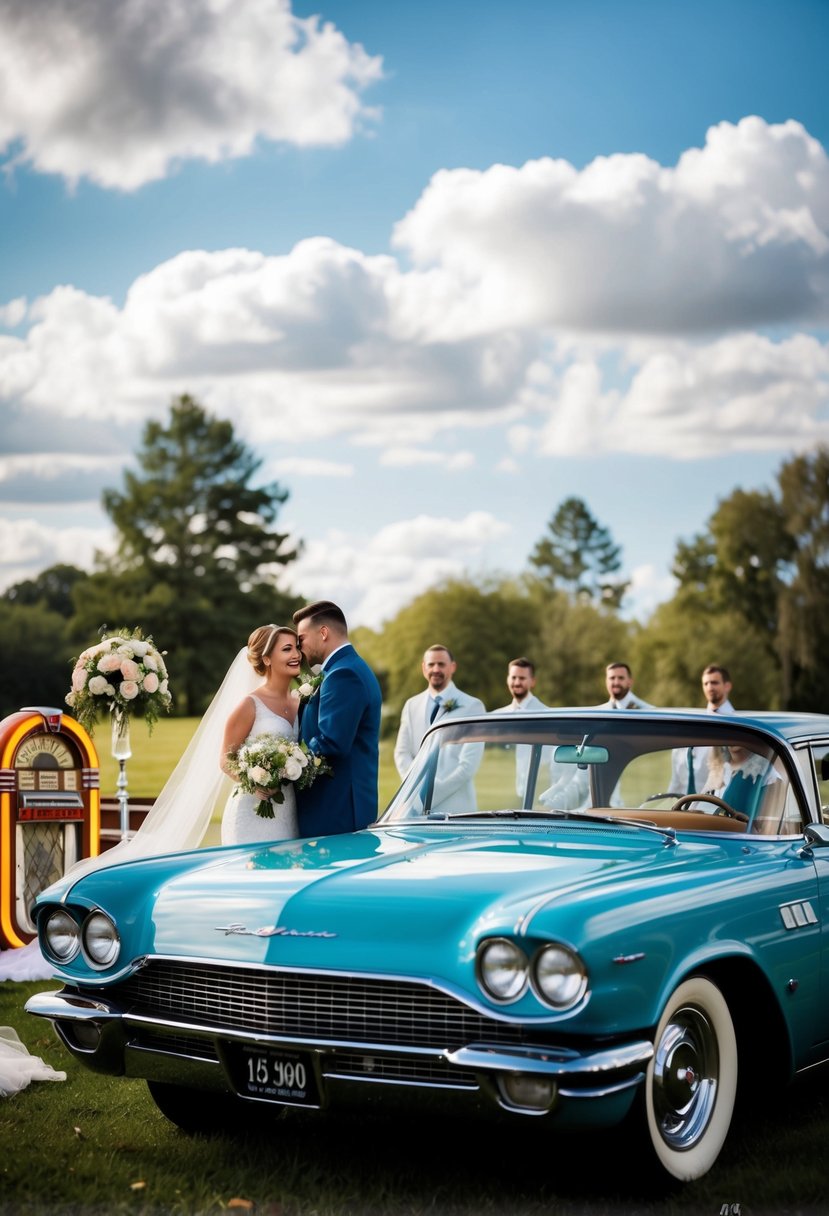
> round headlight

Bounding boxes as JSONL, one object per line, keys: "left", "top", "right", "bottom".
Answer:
{"left": 43, "top": 909, "right": 80, "bottom": 962}
{"left": 533, "top": 944, "right": 588, "bottom": 1010}
{"left": 82, "top": 911, "right": 120, "bottom": 968}
{"left": 477, "top": 938, "right": 529, "bottom": 1002}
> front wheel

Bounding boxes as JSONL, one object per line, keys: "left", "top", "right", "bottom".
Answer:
{"left": 147, "top": 1080, "right": 259, "bottom": 1135}
{"left": 643, "top": 975, "right": 738, "bottom": 1181}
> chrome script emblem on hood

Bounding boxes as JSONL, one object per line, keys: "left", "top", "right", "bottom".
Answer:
{"left": 215, "top": 923, "right": 337, "bottom": 939}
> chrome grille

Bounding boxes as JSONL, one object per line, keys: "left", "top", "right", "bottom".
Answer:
{"left": 116, "top": 961, "right": 528, "bottom": 1050}
{"left": 325, "top": 1051, "right": 477, "bottom": 1088}
{"left": 133, "top": 1028, "right": 218, "bottom": 1061}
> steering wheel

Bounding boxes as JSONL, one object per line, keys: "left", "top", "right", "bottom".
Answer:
{"left": 670, "top": 793, "right": 749, "bottom": 823}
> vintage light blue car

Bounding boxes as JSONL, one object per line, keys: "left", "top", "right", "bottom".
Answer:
{"left": 26, "top": 709, "right": 829, "bottom": 1182}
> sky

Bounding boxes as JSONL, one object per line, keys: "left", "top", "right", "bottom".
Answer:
{"left": 1, "top": 0, "right": 828, "bottom": 630}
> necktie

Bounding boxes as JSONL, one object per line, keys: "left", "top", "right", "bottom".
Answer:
{"left": 686, "top": 747, "right": 696, "bottom": 795}
{"left": 429, "top": 695, "right": 442, "bottom": 724}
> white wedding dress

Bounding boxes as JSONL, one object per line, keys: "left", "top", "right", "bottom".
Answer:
{"left": 0, "top": 1027, "right": 66, "bottom": 1097}
{"left": 220, "top": 696, "right": 299, "bottom": 844}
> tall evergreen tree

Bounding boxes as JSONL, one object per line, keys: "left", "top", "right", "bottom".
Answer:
{"left": 529, "top": 497, "right": 628, "bottom": 608}
{"left": 70, "top": 395, "right": 299, "bottom": 713}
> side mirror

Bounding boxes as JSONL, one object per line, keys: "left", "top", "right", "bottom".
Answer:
{"left": 802, "top": 823, "right": 829, "bottom": 850}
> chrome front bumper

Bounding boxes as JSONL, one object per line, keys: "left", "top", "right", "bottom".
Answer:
{"left": 26, "top": 987, "right": 653, "bottom": 1121}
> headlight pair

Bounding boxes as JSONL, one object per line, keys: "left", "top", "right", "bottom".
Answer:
{"left": 476, "top": 937, "right": 587, "bottom": 1010}
{"left": 41, "top": 907, "right": 120, "bottom": 969}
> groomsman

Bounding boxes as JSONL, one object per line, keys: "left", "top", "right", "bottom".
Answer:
{"left": 702, "top": 665, "right": 735, "bottom": 714}
{"left": 598, "top": 662, "right": 653, "bottom": 710}
{"left": 394, "top": 644, "right": 485, "bottom": 779}
{"left": 671, "top": 664, "right": 736, "bottom": 797}
{"left": 496, "top": 656, "right": 547, "bottom": 714}
{"left": 492, "top": 658, "right": 589, "bottom": 810}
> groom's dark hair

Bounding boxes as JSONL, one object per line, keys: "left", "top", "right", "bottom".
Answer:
{"left": 293, "top": 600, "right": 348, "bottom": 633}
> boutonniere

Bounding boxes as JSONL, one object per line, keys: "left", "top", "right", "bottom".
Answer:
{"left": 442, "top": 698, "right": 459, "bottom": 713}
{"left": 293, "top": 670, "right": 324, "bottom": 704}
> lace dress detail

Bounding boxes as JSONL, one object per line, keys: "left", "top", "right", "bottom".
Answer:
{"left": 221, "top": 696, "right": 299, "bottom": 844}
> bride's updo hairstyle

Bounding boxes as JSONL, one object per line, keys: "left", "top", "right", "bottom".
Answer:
{"left": 246, "top": 624, "right": 298, "bottom": 676}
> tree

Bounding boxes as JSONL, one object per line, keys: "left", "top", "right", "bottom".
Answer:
{"left": 631, "top": 596, "right": 777, "bottom": 710}
{"left": 529, "top": 497, "right": 628, "bottom": 609}
{"left": 0, "top": 601, "right": 75, "bottom": 719}
{"left": 528, "top": 582, "right": 632, "bottom": 705}
{"left": 70, "top": 395, "right": 299, "bottom": 713}
{"left": 777, "top": 447, "right": 829, "bottom": 710}
{"left": 358, "top": 577, "right": 539, "bottom": 735}
{"left": 2, "top": 564, "right": 89, "bottom": 617}
{"left": 669, "top": 446, "right": 829, "bottom": 710}
{"left": 672, "top": 489, "right": 793, "bottom": 658}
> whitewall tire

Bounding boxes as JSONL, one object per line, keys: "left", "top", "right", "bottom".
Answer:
{"left": 644, "top": 975, "right": 738, "bottom": 1181}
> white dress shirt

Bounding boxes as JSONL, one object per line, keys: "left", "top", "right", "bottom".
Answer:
{"left": 597, "top": 691, "right": 654, "bottom": 710}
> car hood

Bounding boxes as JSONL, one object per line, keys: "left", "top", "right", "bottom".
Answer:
{"left": 62, "top": 822, "right": 745, "bottom": 984}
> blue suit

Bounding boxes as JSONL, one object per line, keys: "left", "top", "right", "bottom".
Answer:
{"left": 296, "top": 644, "right": 382, "bottom": 836}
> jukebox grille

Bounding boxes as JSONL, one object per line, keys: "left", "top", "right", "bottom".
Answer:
{"left": 22, "top": 823, "right": 64, "bottom": 912}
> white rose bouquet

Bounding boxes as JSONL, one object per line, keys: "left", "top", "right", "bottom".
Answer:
{"left": 226, "top": 733, "right": 332, "bottom": 819}
{"left": 66, "top": 627, "right": 172, "bottom": 732}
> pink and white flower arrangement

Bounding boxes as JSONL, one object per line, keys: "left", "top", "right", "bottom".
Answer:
{"left": 66, "top": 628, "right": 172, "bottom": 731}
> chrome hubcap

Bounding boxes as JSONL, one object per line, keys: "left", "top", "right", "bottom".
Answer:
{"left": 652, "top": 1004, "right": 719, "bottom": 1150}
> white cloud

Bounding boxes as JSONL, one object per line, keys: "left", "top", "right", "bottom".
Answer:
{"left": 379, "top": 447, "right": 475, "bottom": 469}
{"left": 3, "top": 115, "right": 829, "bottom": 609}
{"left": 271, "top": 457, "right": 354, "bottom": 478}
{"left": 284, "top": 511, "right": 511, "bottom": 628}
{"left": 0, "top": 516, "right": 113, "bottom": 589}
{"left": 0, "top": 0, "right": 383, "bottom": 190}
{"left": 0, "top": 453, "right": 120, "bottom": 504}
{"left": 392, "top": 117, "right": 829, "bottom": 335}
{"left": 0, "top": 297, "right": 27, "bottom": 327}
{"left": 3, "top": 240, "right": 535, "bottom": 443}
{"left": 625, "top": 564, "right": 678, "bottom": 623}
{"left": 530, "top": 332, "right": 829, "bottom": 459}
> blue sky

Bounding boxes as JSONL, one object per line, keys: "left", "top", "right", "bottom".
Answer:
{"left": 1, "top": 0, "right": 828, "bottom": 628}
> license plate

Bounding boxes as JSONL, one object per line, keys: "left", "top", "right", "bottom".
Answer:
{"left": 226, "top": 1044, "right": 321, "bottom": 1107}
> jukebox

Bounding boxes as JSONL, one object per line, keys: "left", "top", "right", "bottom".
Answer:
{"left": 0, "top": 706, "right": 100, "bottom": 947}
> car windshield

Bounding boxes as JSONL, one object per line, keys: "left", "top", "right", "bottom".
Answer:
{"left": 382, "top": 713, "right": 805, "bottom": 836}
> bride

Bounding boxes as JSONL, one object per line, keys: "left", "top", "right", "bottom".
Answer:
{"left": 0, "top": 622, "right": 304, "bottom": 1014}
{"left": 220, "top": 624, "right": 300, "bottom": 843}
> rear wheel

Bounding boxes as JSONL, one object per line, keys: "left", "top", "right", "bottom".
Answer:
{"left": 644, "top": 975, "right": 738, "bottom": 1181}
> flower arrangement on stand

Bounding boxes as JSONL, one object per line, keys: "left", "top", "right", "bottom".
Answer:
{"left": 66, "top": 627, "right": 172, "bottom": 840}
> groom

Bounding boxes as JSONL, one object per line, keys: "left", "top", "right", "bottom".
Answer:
{"left": 292, "top": 600, "right": 382, "bottom": 836}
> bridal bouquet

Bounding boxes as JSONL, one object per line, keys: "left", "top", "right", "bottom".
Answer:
{"left": 66, "top": 627, "right": 172, "bottom": 732}
{"left": 226, "top": 733, "right": 332, "bottom": 819}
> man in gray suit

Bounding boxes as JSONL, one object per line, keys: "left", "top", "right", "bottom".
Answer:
{"left": 394, "top": 644, "right": 485, "bottom": 780}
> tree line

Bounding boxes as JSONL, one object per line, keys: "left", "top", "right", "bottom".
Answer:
{"left": 2, "top": 395, "right": 827, "bottom": 732}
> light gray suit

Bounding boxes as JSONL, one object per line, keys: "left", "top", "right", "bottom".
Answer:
{"left": 394, "top": 681, "right": 486, "bottom": 792}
